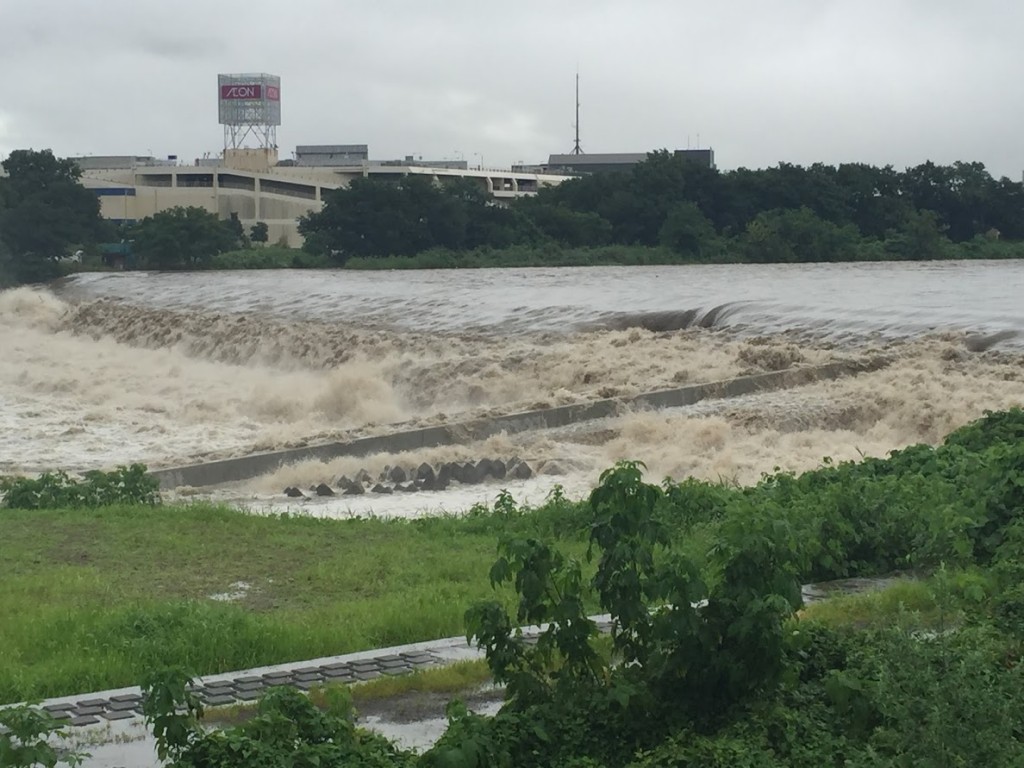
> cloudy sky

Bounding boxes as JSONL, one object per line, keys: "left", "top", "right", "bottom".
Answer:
{"left": 1, "top": 0, "right": 1022, "bottom": 178}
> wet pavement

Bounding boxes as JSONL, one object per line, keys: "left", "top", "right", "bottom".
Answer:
{"left": 13, "top": 616, "right": 615, "bottom": 730}
{"left": 1, "top": 580, "right": 900, "bottom": 767}
{"left": 11, "top": 578, "right": 896, "bottom": 731}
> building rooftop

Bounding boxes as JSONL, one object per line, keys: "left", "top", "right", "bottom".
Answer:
{"left": 547, "top": 153, "right": 648, "bottom": 166}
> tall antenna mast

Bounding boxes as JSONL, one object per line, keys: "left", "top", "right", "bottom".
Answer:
{"left": 571, "top": 70, "right": 583, "bottom": 155}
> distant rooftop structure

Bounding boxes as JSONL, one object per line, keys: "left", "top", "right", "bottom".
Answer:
{"left": 294, "top": 145, "right": 469, "bottom": 170}
{"left": 70, "top": 155, "right": 178, "bottom": 171}
{"left": 295, "top": 144, "right": 369, "bottom": 166}
{"left": 377, "top": 156, "right": 468, "bottom": 170}
{"left": 546, "top": 148, "right": 715, "bottom": 174}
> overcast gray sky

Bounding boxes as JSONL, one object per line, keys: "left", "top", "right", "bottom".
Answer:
{"left": 2, "top": 0, "right": 1022, "bottom": 178}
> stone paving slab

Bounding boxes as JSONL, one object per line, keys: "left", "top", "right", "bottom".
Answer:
{"left": 75, "top": 705, "right": 107, "bottom": 716}
{"left": 7, "top": 645, "right": 450, "bottom": 727}
{"left": 107, "top": 700, "right": 139, "bottom": 712}
{"left": 103, "top": 710, "right": 137, "bottom": 721}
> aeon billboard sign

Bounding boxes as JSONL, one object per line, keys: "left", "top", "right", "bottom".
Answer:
{"left": 218, "top": 73, "right": 281, "bottom": 127}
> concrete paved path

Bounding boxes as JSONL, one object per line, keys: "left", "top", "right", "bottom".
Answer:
{"left": 14, "top": 616, "right": 615, "bottom": 729}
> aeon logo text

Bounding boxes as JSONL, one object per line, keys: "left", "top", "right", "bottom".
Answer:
{"left": 220, "top": 84, "right": 262, "bottom": 100}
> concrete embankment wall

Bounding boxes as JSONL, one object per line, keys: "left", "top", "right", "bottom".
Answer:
{"left": 152, "top": 358, "right": 888, "bottom": 490}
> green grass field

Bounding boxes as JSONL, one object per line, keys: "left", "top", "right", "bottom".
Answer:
{"left": 0, "top": 502, "right": 590, "bottom": 704}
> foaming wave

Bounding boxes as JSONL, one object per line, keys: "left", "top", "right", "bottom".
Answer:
{"left": 210, "top": 334, "right": 1024, "bottom": 521}
{"left": 249, "top": 433, "right": 522, "bottom": 494}
{"left": 250, "top": 365, "right": 402, "bottom": 424}
{"left": 55, "top": 299, "right": 841, "bottom": 412}
{"left": 583, "top": 304, "right": 749, "bottom": 333}
{"left": 580, "top": 336, "right": 1024, "bottom": 485}
{"left": 2, "top": 289, "right": 850, "bottom": 474}
{"left": 0, "top": 286, "right": 69, "bottom": 332}
{"left": 65, "top": 300, "right": 370, "bottom": 368}
{"left": 0, "top": 290, "right": 408, "bottom": 473}
{"left": 12, "top": 283, "right": 1018, "bottom": 483}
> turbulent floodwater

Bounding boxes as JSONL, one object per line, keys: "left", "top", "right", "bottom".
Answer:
{"left": 3, "top": 262, "right": 1024, "bottom": 512}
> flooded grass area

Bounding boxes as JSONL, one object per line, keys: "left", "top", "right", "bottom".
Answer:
{"left": 0, "top": 502, "right": 591, "bottom": 705}
{"left": 201, "top": 660, "right": 494, "bottom": 729}
{"left": 36, "top": 574, "right": 972, "bottom": 767}
{"left": 799, "top": 571, "right": 991, "bottom": 631}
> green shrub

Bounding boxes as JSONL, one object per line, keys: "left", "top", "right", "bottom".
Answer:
{"left": 0, "top": 464, "right": 159, "bottom": 509}
{"left": 141, "top": 668, "right": 415, "bottom": 767}
{"left": 0, "top": 704, "right": 85, "bottom": 767}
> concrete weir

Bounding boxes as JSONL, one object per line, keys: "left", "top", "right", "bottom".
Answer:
{"left": 152, "top": 358, "right": 888, "bottom": 490}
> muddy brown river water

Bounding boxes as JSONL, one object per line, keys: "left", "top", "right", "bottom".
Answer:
{"left": 2, "top": 261, "right": 1023, "bottom": 513}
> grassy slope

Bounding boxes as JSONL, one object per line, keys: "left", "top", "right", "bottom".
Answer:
{"left": 336, "top": 239, "right": 1024, "bottom": 271}
{"left": 0, "top": 503, "right": 588, "bottom": 704}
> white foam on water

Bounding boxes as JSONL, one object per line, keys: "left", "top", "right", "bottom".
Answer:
{"left": 3, "top": 266, "right": 1023, "bottom": 510}
{"left": 2, "top": 287, "right": 834, "bottom": 475}
{"left": 186, "top": 470, "right": 593, "bottom": 521}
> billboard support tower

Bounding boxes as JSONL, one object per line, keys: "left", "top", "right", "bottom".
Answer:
{"left": 217, "top": 73, "right": 281, "bottom": 151}
{"left": 571, "top": 71, "right": 583, "bottom": 155}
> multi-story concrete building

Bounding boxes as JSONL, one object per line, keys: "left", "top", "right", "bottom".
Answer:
{"left": 78, "top": 147, "right": 574, "bottom": 246}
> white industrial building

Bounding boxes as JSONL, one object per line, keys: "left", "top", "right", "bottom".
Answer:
{"left": 76, "top": 72, "right": 574, "bottom": 246}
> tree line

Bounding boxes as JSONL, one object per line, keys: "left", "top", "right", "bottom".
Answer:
{"left": 299, "top": 152, "right": 1024, "bottom": 263}
{"left": 0, "top": 149, "right": 272, "bottom": 285}
{"left": 4, "top": 148, "right": 1024, "bottom": 286}
{"left": 0, "top": 149, "right": 113, "bottom": 284}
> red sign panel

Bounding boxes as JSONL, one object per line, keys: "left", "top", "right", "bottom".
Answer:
{"left": 266, "top": 85, "right": 280, "bottom": 101}
{"left": 220, "top": 84, "right": 262, "bottom": 100}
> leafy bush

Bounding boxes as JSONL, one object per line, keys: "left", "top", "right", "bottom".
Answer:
{"left": 824, "top": 626, "right": 1024, "bottom": 766}
{"left": 0, "top": 464, "right": 160, "bottom": 509}
{"left": 141, "top": 668, "right": 415, "bottom": 767}
{"left": 943, "top": 407, "right": 1024, "bottom": 453}
{"left": 455, "top": 462, "right": 803, "bottom": 766}
{"left": 0, "top": 704, "right": 85, "bottom": 767}
{"left": 129, "top": 207, "right": 237, "bottom": 269}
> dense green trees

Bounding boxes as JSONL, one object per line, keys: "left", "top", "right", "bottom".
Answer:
{"left": 300, "top": 176, "right": 534, "bottom": 259}
{"left": 659, "top": 201, "right": 718, "bottom": 257}
{"left": 129, "top": 206, "right": 239, "bottom": 269}
{"left": 883, "top": 209, "right": 949, "bottom": 260}
{"left": 741, "top": 207, "right": 860, "bottom": 263}
{"left": 300, "top": 153, "right": 1024, "bottom": 265}
{"left": 0, "top": 149, "right": 111, "bottom": 284}
{"left": 5, "top": 148, "right": 1023, "bottom": 279}
{"left": 249, "top": 221, "right": 269, "bottom": 244}
{"left": 532, "top": 153, "right": 1024, "bottom": 251}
